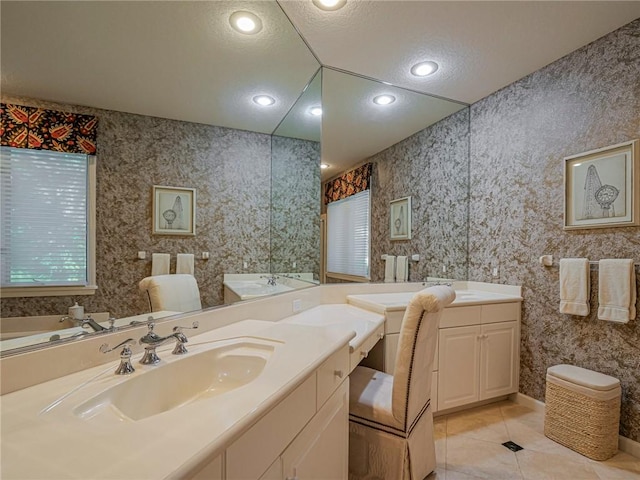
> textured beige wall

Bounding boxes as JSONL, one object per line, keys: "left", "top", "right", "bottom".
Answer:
{"left": 1, "top": 95, "right": 272, "bottom": 319}
{"left": 369, "top": 108, "right": 470, "bottom": 283}
{"left": 468, "top": 20, "right": 640, "bottom": 440}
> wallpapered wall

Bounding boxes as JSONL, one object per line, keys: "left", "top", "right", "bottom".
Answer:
{"left": 367, "top": 19, "right": 639, "bottom": 441}
{"left": 271, "top": 135, "right": 321, "bottom": 277}
{"left": 369, "top": 107, "right": 470, "bottom": 283}
{"left": 467, "top": 19, "right": 640, "bottom": 441}
{"left": 0, "top": 95, "right": 276, "bottom": 318}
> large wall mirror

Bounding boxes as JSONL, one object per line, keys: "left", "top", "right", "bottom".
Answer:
{"left": 0, "top": 1, "right": 469, "bottom": 356}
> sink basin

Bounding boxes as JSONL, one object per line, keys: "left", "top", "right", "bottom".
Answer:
{"left": 73, "top": 341, "right": 274, "bottom": 422}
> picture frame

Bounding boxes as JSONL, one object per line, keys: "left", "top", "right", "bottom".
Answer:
{"left": 152, "top": 185, "right": 196, "bottom": 235}
{"left": 390, "top": 196, "right": 412, "bottom": 240}
{"left": 564, "top": 140, "right": 639, "bottom": 230}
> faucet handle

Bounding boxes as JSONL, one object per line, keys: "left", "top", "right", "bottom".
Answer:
{"left": 171, "top": 321, "right": 199, "bottom": 355}
{"left": 129, "top": 315, "right": 155, "bottom": 327}
{"left": 172, "top": 321, "right": 199, "bottom": 334}
{"left": 100, "top": 338, "right": 136, "bottom": 375}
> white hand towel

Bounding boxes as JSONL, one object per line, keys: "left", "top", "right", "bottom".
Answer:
{"left": 598, "top": 259, "right": 636, "bottom": 323}
{"left": 176, "top": 253, "right": 195, "bottom": 275}
{"left": 151, "top": 253, "right": 170, "bottom": 276}
{"left": 559, "top": 258, "right": 590, "bottom": 316}
{"left": 384, "top": 255, "right": 396, "bottom": 283}
{"left": 396, "top": 256, "right": 408, "bottom": 283}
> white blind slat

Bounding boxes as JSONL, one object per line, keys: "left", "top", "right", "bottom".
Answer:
{"left": 327, "top": 190, "right": 370, "bottom": 278}
{"left": 0, "top": 147, "right": 89, "bottom": 287}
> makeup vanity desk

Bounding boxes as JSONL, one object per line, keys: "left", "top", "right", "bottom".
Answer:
{"left": 345, "top": 285, "right": 523, "bottom": 413}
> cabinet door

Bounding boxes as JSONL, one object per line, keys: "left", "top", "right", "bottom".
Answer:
{"left": 282, "top": 381, "right": 348, "bottom": 480}
{"left": 437, "top": 325, "right": 481, "bottom": 410}
{"left": 480, "top": 321, "right": 518, "bottom": 400}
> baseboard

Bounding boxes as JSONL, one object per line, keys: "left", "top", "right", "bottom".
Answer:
{"left": 510, "top": 392, "right": 640, "bottom": 459}
{"left": 508, "top": 392, "right": 545, "bottom": 413}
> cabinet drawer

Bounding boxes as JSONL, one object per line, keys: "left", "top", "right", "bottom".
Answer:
{"left": 350, "top": 324, "right": 384, "bottom": 373}
{"left": 440, "top": 305, "right": 481, "bottom": 328}
{"left": 226, "top": 375, "right": 316, "bottom": 480}
{"left": 480, "top": 302, "right": 520, "bottom": 324}
{"left": 317, "top": 345, "right": 350, "bottom": 408}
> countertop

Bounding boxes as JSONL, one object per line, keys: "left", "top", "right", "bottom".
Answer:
{"left": 347, "top": 289, "right": 523, "bottom": 314}
{"left": 280, "top": 304, "right": 385, "bottom": 354}
{"left": 0, "top": 319, "right": 354, "bottom": 479}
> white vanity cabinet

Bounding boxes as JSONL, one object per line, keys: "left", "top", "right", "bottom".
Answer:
{"left": 437, "top": 303, "right": 520, "bottom": 411}
{"left": 193, "top": 345, "right": 350, "bottom": 480}
{"left": 347, "top": 290, "right": 521, "bottom": 414}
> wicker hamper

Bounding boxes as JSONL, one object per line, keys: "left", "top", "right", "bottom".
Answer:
{"left": 544, "top": 364, "right": 621, "bottom": 461}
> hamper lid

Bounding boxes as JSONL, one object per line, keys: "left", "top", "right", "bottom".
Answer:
{"left": 547, "top": 364, "right": 619, "bottom": 391}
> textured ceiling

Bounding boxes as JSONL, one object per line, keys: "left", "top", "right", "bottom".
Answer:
{"left": 2, "top": 1, "right": 639, "bottom": 179}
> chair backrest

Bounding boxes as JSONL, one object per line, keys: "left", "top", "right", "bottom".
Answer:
{"left": 391, "top": 285, "right": 456, "bottom": 429}
{"left": 138, "top": 274, "right": 202, "bottom": 312}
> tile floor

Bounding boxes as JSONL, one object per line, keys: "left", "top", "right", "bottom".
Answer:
{"left": 428, "top": 400, "right": 640, "bottom": 480}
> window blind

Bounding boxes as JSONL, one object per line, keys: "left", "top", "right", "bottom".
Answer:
{"left": 0, "top": 146, "right": 89, "bottom": 287}
{"left": 326, "top": 189, "right": 370, "bottom": 278}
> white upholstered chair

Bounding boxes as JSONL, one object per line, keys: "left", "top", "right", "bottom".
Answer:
{"left": 138, "top": 274, "right": 202, "bottom": 313}
{"left": 349, "top": 285, "right": 456, "bottom": 480}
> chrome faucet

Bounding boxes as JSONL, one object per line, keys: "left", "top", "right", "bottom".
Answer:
{"left": 100, "top": 338, "right": 136, "bottom": 375}
{"left": 171, "top": 321, "right": 199, "bottom": 355}
{"left": 260, "top": 274, "right": 278, "bottom": 286}
{"left": 138, "top": 322, "right": 196, "bottom": 364}
{"left": 59, "top": 314, "right": 115, "bottom": 332}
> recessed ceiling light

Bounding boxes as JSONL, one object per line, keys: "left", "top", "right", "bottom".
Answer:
{"left": 229, "top": 11, "right": 263, "bottom": 34}
{"left": 253, "top": 95, "right": 275, "bottom": 106}
{"left": 309, "top": 106, "right": 323, "bottom": 116}
{"left": 373, "top": 95, "right": 396, "bottom": 106}
{"left": 411, "top": 61, "right": 439, "bottom": 77}
{"left": 312, "top": 0, "right": 347, "bottom": 11}
{"left": 321, "top": 163, "right": 330, "bottom": 169}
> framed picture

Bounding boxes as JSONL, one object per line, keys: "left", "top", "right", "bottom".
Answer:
{"left": 152, "top": 186, "right": 196, "bottom": 235}
{"left": 390, "top": 196, "right": 411, "bottom": 240}
{"left": 564, "top": 140, "right": 639, "bottom": 230}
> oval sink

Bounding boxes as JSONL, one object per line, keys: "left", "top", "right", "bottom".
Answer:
{"left": 73, "top": 341, "right": 274, "bottom": 422}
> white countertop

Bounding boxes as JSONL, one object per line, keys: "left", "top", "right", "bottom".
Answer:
{"left": 347, "top": 289, "right": 523, "bottom": 314}
{"left": 280, "top": 304, "right": 385, "bottom": 354}
{"left": 0, "top": 319, "right": 354, "bottom": 479}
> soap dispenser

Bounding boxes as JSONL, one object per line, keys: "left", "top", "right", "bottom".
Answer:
{"left": 68, "top": 302, "right": 84, "bottom": 320}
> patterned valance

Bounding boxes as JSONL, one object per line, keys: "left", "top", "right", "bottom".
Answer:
{"left": 1, "top": 103, "right": 98, "bottom": 154}
{"left": 324, "top": 162, "right": 373, "bottom": 204}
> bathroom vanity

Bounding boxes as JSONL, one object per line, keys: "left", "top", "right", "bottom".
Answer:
{"left": 0, "top": 281, "right": 521, "bottom": 479}
{"left": 347, "top": 282, "right": 522, "bottom": 412}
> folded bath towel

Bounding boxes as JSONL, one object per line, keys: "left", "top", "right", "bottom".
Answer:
{"left": 151, "top": 253, "right": 170, "bottom": 276}
{"left": 384, "top": 255, "right": 396, "bottom": 283}
{"left": 176, "top": 253, "right": 195, "bottom": 275}
{"left": 559, "top": 258, "right": 590, "bottom": 316}
{"left": 598, "top": 259, "right": 636, "bottom": 323}
{"left": 396, "top": 256, "right": 408, "bottom": 283}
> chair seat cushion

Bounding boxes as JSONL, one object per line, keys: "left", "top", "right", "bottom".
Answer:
{"left": 349, "top": 366, "right": 403, "bottom": 431}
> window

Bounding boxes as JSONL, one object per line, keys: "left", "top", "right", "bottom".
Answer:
{"left": 326, "top": 189, "right": 370, "bottom": 280}
{"left": 0, "top": 146, "right": 96, "bottom": 297}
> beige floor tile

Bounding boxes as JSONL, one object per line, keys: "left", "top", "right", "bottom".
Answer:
{"left": 446, "top": 403, "right": 510, "bottom": 444}
{"left": 516, "top": 448, "right": 601, "bottom": 480}
{"left": 500, "top": 403, "right": 545, "bottom": 434}
{"left": 426, "top": 467, "right": 447, "bottom": 480}
{"left": 504, "top": 415, "right": 591, "bottom": 464}
{"left": 446, "top": 435, "right": 523, "bottom": 479}
{"left": 445, "top": 470, "right": 491, "bottom": 480}
{"left": 436, "top": 432, "right": 447, "bottom": 470}
{"left": 589, "top": 451, "right": 640, "bottom": 480}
